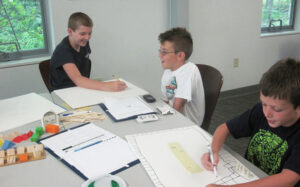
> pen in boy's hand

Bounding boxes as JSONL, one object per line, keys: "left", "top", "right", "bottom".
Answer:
{"left": 112, "top": 75, "right": 120, "bottom": 81}
{"left": 208, "top": 145, "right": 218, "bottom": 177}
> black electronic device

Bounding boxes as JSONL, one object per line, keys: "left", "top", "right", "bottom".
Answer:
{"left": 142, "top": 94, "right": 156, "bottom": 103}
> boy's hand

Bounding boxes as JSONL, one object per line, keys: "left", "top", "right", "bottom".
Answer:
{"left": 201, "top": 152, "right": 219, "bottom": 171}
{"left": 106, "top": 81, "right": 127, "bottom": 92}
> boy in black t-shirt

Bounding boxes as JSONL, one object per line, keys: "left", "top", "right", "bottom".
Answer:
{"left": 201, "top": 58, "right": 300, "bottom": 187}
{"left": 50, "top": 12, "right": 127, "bottom": 92}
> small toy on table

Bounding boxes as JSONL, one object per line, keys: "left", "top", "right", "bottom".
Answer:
{"left": 12, "top": 130, "right": 33, "bottom": 143}
{"left": 0, "top": 139, "right": 3, "bottom": 147}
{"left": 0, "top": 150, "right": 4, "bottom": 165}
{"left": 45, "top": 124, "right": 59, "bottom": 134}
{"left": 30, "top": 127, "right": 44, "bottom": 142}
{"left": 1, "top": 140, "right": 16, "bottom": 150}
{"left": 0, "top": 144, "right": 45, "bottom": 167}
{"left": 42, "top": 111, "right": 60, "bottom": 134}
{"left": 17, "top": 147, "right": 28, "bottom": 162}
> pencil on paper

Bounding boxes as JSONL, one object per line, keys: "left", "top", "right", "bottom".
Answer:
{"left": 112, "top": 75, "right": 120, "bottom": 81}
{"left": 208, "top": 144, "right": 218, "bottom": 177}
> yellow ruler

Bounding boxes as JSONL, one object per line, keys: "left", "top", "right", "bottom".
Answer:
{"left": 169, "top": 142, "right": 203, "bottom": 173}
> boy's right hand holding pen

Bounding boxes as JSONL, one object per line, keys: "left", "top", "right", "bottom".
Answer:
{"left": 201, "top": 146, "right": 219, "bottom": 177}
{"left": 201, "top": 124, "right": 232, "bottom": 187}
{"left": 208, "top": 145, "right": 218, "bottom": 177}
{"left": 108, "top": 81, "right": 127, "bottom": 91}
{"left": 105, "top": 75, "right": 127, "bottom": 91}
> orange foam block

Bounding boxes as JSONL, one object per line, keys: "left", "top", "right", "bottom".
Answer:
{"left": 45, "top": 124, "right": 59, "bottom": 134}
{"left": 19, "top": 154, "right": 28, "bottom": 162}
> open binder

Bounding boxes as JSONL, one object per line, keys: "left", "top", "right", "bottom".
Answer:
{"left": 38, "top": 123, "right": 139, "bottom": 180}
{"left": 99, "top": 96, "right": 156, "bottom": 122}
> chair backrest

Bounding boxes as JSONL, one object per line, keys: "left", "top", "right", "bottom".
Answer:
{"left": 39, "top": 59, "right": 51, "bottom": 92}
{"left": 196, "top": 64, "right": 223, "bottom": 131}
{"left": 38, "top": 59, "right": 92, "bottom": 92}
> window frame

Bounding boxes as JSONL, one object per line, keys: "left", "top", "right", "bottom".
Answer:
{"left": 261, "top": 0, "right": 297, "bottom": 33}
{"left": 0, "top": 0, "right": 51, "bottom": 63}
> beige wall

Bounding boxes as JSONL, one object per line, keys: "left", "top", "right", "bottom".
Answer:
{"left": 189, "top": 0, "right": 300, "bottom": 91}
{"left": 0, "top": 0, "right": 299, "bottom": 99}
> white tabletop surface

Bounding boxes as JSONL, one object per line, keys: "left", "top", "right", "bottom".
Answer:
{"left": 0, "top": 92, "right": 267, "bottom": 187}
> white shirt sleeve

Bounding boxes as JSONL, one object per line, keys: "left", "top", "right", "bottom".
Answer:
{"left": 174, "top": 75, "right": 192, "bottom": 102}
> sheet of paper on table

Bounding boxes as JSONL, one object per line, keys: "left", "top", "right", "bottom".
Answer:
{"left": 53, "top": 79, "right": 148, "bottom": 108}
{"left": 0, "top": 93, "right": 65, "bottom": 132}
{"left": 126, "top": 126, "right": 259, "bottom": 187}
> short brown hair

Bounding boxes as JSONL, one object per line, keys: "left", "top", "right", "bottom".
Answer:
{"left": 159, "top": 27, "right": 193, "bottom": 60}
{"left": 260, "top": 58, "right": 300, "bottom": 108}
{"left": 68, "top": 12, "right": 93, "bottom": 31}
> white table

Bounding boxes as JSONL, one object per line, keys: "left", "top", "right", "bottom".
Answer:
{"left": 0, "top": 92, "right": 267, "bottom": 187}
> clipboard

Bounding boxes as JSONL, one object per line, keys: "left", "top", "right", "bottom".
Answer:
{"left": 38, "top": 123, "right": 140, "bottom": 180}
{"left": 99, "top": 103, "right": 156, "bottom": 122}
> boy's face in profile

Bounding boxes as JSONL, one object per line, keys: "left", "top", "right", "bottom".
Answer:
{"left": 159, "top": 41, "right": 179, "bottom": 71}
{"left": 260, "top": 93, "right": 300, "bottom": 128}
{"left": 68, "top": 25, "right": 92, "bottom": 49}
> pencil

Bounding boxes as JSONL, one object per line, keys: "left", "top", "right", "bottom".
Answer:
{"left": 208, "top": 145, "right": 218, "bottom": 177}
{"left": 112, "top": 75, "right": 120, "bottom": 81}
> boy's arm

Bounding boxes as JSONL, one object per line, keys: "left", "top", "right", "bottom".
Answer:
{"left": 207, "top": 169, "right": 300, "bottom": 187}
{"left": 211, "top": 123, "right": 230, "bottom": 156}
{"left": 202, "top": 123, "right": 230, "bottom": 170}
{"left": 173, "top": 97, "right": 187, "bottom": 113}
{"left": 63, "top": 63, "right": 127, "bottom": 92}
{"left": 205, "top": 125, "right": 300, "bottom": 187}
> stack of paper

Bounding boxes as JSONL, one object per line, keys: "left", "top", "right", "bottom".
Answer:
{"left": 53, "top": 79, "right": 148, "bottom": 108}
{"left": 103, "top": 97, "right": 155, "bottom": 121}
{"left": 40, "top": 123, "right": 139, "bottom": 179}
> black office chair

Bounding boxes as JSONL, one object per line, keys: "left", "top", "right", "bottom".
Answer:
{"left": 39, "top": 59, "right": 51, "bottom": 92}
{"left": 196, "top": 64, "right": 223, "bottom": 131}
{"left": 39, "top": 59, "right": 92, "bottom": 92}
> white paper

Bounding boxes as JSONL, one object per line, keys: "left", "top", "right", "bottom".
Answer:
{"left": 53, "top": 79, "right": 148, "bottom": 108}
{"left": 0, "top": 93, "right": 65, "bottom": 132}
{"left": 104, "top": 97, "right": 154, "bottom": 120}
{"left": 126, "top": 126, "right": 259, "bottom": 187}
{"left": 41, "top": 123, "right": 138, "bottom": 179}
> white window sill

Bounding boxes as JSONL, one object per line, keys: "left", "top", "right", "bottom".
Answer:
{"left": 0, "top": 56, "right": 51, "bottom": 69}
{"left": 261, "top": 30, "right": 300, "bottom": 38}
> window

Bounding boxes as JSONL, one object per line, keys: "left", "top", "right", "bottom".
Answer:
{"left": 261, "top": 0, "right": 297, "bottom": 33}
{"left": 0, "top": 0, "right": 50, "bottom": 62}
